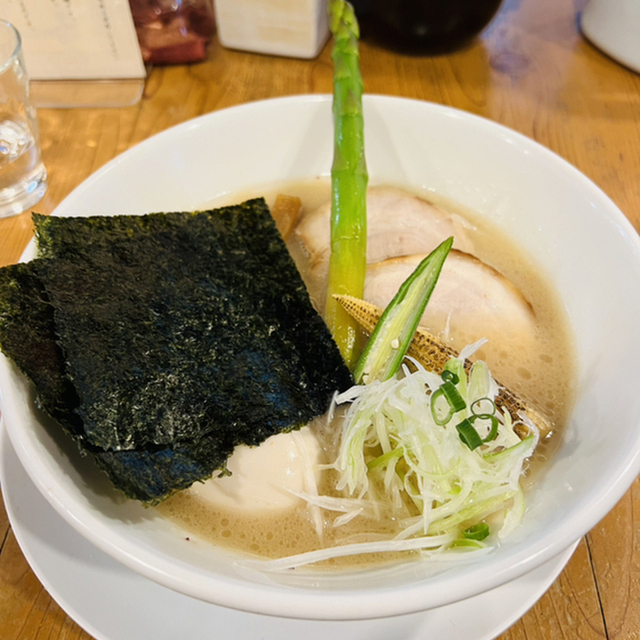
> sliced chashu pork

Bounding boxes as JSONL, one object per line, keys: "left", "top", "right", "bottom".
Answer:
{"left": 291, "top": 185, "right": 537, "bottom": 354}
{"left": 365, "top": 251, "right": 537, "bottom": 353}
{"left": 291, "top": 186, "right": 476, "bottom": 309}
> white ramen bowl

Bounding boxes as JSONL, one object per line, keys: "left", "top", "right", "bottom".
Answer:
{"left": 2, "top": 95, "right": 640, "bottom": 620}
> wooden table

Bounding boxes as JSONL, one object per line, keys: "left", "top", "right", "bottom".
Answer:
{"left": 1, "top": 0, "right": 639, "bottom": 637}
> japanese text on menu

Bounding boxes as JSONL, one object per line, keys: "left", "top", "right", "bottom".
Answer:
{"left": 3, "top": 0, "right": 145, "bottom": 80}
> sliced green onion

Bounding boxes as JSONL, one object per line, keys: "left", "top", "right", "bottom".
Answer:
{"left": 431, "top": 390, "right": 454, "bottom": 426}
{"left": 456, "top": 413, "right": 500, "bottom": 449}
{"left": 475, "top": 413, "right": 500, "bottom": 443}
{"left": 444, "top": 358, "right": 467, "bottom": 403}
{"left": 431, "top": 381, "right": 466, "bottom": 426}
{"left": 462, "top": 522, "right": 490, "bottom": 540}
{"left": 441, "top": 381, "right": 466, "bottom": 412}
{"left": 456, "top": 418, "right": 483, "bottom": 450}
{"left": 471, "top": 397, "right": 496, "bottom": 417}
{"left": 441, "top": 369, "right": 459, "bottom": 385}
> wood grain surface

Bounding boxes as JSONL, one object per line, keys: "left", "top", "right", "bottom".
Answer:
{"left": 1, "top": 0, "right": 639, "bottom": 638}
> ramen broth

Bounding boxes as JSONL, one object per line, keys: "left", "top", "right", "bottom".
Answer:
{"left": 156, "top": 180, "right": 576, "bottom": 565}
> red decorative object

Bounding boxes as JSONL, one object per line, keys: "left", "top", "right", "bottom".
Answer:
{"left": 129, "top": 0, "right": 216, "bottom": 64}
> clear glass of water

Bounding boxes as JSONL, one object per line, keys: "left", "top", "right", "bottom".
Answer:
{"left": 0, "top": 20, "right": 47, "bottom": 218}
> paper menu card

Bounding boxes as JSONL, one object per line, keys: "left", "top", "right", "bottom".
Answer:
{"left": 2, "top": 0, "right": 145, "bottom": 81}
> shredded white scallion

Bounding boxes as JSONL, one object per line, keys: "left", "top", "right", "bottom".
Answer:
{"left": 257, "top": 532, "right": 456, "bottom": 572}
{"left": 261, "top": 352, "right": 539, "bottom": 572}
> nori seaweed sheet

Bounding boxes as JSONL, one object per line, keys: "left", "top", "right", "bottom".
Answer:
{"left": 0, "top": 262, "right": 84, "bottom": 439}
{"left": 0, "top": 261, "right": 223, "bottom": 500}
{"left": 0, "top": 199, "right": 352, "bottom": 503}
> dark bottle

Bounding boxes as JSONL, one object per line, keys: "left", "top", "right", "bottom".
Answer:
{"left": 365, "top": 0, "right": 503, "bottom": 55}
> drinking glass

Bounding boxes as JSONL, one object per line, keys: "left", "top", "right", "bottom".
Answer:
{"left": 0, "top": 20, "right": 47, "bottom": 218}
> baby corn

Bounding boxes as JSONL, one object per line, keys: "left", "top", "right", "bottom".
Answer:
{"left": 334, "top": 294, "right": 555, "bottom": 439}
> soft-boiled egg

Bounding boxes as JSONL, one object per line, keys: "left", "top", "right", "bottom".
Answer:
{"left": 187, "top": 426, "right": 321, "bottom": 512}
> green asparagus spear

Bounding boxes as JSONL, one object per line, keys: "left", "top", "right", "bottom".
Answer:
{"left": 325, "top": 0, "right": 368, "bottom": 369}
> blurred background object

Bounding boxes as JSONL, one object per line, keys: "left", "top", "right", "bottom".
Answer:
{"left": 129, "top": 0, "right": 216, "bottom": 64}
{"left": 0, "top": 20, "right": 47, "bottom": 217}
{"left": 581, "top": 0, "right": 640, "bottom": 74}
{"left": 355, "top": 0, "right": 503, "bottom": 55}
{"left": 214, "top": 0, "right": 329, "bottom": 59}
{"left": 3, "top": 1, "right": 146, "bottom": 108}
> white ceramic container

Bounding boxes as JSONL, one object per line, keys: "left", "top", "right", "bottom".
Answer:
{"left": 214, "top": 0, "right": 329, "bottom": 59}
{"left": 582, "top": 0, "right": 640, "bottom": 73}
